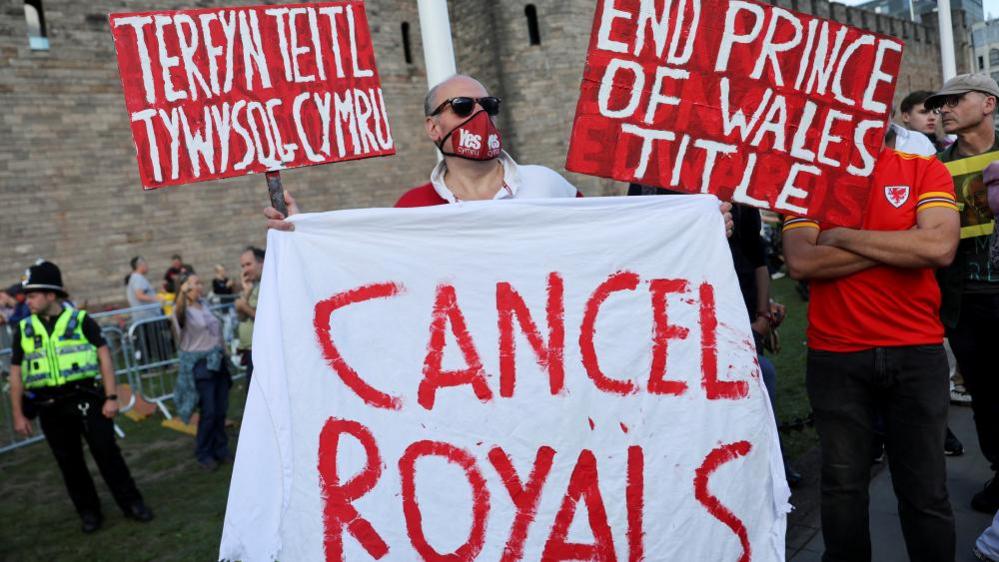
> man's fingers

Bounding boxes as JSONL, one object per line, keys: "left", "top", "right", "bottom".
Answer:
{"left": 15, "top": 420, "right": 32, "bottom": 437}
{"left": 263, "top": 206, "right": 286, "bottom": 220}
{"left": 267, "top": 219, "right": 295, "bottom": 232}
{"left": 284, "top": 189, "right": 301, "bottom": 215}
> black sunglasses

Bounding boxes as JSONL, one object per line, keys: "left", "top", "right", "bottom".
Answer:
{"left": 430, "top": 96, "right": 502, "bottom": 118}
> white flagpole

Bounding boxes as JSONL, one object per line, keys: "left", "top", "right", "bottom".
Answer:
{"left": 938, "top": 0, "right": 958, "bottom": 80}
{"left": 416, "top": 0, "right": 457, "bottom": 161}
{"left": 417, "top": 0, "right": 458, "bottom": 89}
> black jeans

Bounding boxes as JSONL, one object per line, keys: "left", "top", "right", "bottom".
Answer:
{"left": 947, "top": 292, "right": 999, "bottom": 470}
{"left": 38, "top": 390, "right": 143, "bottom": 518}
{"left": 807, "top": 345, "right": 954, "bottom": 562}
{"left": 193, "top": 360, "right": 231, "bottom": 464}
{"left": 240, "top": 349, "right": 254, "bottom": 390}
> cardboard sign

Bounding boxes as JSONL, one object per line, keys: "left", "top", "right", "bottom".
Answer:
{"left": 943, "top": 151, "right": 999, "bottom": 284}
{"left": 220, "top": 196, "right": 790, "bottom": 562}
{"left": 109, "top": 1, "right": 394, "bottom": 189}
{"left": 566, "top": 0, "right": 904, "bottom": 227}
{"left": 943, "top": 151, "right": 999, "bottom": 240}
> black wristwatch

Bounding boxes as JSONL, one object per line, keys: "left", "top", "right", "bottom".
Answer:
{"left": 105, "top": 394, "right": 118, "bottom": 402}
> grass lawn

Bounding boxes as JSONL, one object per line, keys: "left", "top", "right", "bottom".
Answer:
{"left": 769, "top": 276, "right": 819, "bottom": 461}
{"left": 0, "top": 277, "right": 819, "bottom": 559}
{"left": 0, "top": 384, "right": 248, "bottom": 562}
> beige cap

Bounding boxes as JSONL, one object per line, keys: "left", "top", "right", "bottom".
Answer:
{"left": 924, "top": 73, "right": 999, "bottom": 109}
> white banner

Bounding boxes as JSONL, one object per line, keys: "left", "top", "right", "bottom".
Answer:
{"left": 220, "top": 195, "right": 790, "bottom": 562}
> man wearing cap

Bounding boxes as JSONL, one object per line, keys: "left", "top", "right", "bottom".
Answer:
{"left": 925, "top": 73, "right": 999, "bottom": 514}
{"left": 8, "top": 261, "right": 153, "bottom": 533}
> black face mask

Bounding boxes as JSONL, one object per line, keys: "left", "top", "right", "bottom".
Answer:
{"left": 436, "top": 110, "right": 503, "bottom": 161}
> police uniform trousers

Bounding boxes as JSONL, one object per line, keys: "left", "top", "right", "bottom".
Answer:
{"left": 37, "top": 388, "right": 144, "bottom": 517}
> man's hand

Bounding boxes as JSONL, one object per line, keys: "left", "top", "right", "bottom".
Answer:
{"left": 102, "top": 398, "right": 119, "bottom": 419}
{"left": 768, "top": 300, "right": 786, "bottom": 327}
{"left": 750, "top": 315, "right": 770, "bottom": 336}
{"left": 241, "top": 271, "right": 254, "bottom": 296}
{"left": 720, "top": 201, "right": 734, "bottom": 238}
{"left": 13, "top": 413, "right": 32, "bottom": 437}
{"left": 264, "top": 189, "right": 301, "bottom": 231}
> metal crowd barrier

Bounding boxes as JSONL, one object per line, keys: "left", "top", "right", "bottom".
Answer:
{"left": 0, "top": 301, "right": 246, "bottom": 454}
{"left": 0, "top": 348, "right": 45, "bottom": 453}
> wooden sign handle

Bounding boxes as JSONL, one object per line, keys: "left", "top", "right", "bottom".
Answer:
{"left": 266, "top": 171, "right": 287, "bottom": 217}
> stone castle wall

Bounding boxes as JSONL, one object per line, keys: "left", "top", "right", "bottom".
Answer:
{"left": 0, "top": 0, "right": 950, "bottom": 305}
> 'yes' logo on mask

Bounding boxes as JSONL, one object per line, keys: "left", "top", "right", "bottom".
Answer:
{"left": 459, "top": 129, "right": 482, "bottom": 151}
{"left": 487, "top": 134, "right": 500, "bottom": 150}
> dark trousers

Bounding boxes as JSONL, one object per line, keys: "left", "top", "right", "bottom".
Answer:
{"left": 807, "top": 345, "right": 954, "bottom": 562}
{"left": 38, "top": 391, "right": 143, "bottom": 518}
{"left": 240, "top": 349, "right": 254, "bottom": 390}
{"left": 193, "top": 360, "right": 231, "bottom": 463}
{"left": 947, "top": 293, "right": 999, "bottom": 470}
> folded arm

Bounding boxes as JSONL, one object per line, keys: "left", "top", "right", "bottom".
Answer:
{"left": 819, "top": 207, "right": 959, "bottom": 269}
{"left": 782, "top": 222, "right": 878, "bottom": 280}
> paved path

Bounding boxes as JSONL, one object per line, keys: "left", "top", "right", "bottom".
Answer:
{"left": 789, "top": 405, "right": 994, "bottom": 561}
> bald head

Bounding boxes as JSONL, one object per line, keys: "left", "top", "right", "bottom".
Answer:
{"left": 424, "top": 74, "right": 489, "bottom": 116}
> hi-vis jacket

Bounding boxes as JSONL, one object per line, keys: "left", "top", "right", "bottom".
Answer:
{"left": 19, "top": 307, "right": 99, "bottom": 389}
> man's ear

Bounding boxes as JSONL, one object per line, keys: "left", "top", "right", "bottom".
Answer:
{"left": 425, "top": 116, "right": 441, "bottom": 142}
{"left": 985, "top": 95, "right": 997, "bottom": 116}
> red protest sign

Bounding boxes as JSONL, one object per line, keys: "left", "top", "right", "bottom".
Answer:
{"left": 566, "top": 0, "right": 904, "bottom": 227}
{"left": 109, "top": 1, "right": 394, "bottom": 190}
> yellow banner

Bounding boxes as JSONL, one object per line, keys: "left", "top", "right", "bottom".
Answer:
{"left": 944, "top": 151, "right": 999, "bottom": 176}
{"left": 962, "top": 222, "right": 995, "bottom": 239}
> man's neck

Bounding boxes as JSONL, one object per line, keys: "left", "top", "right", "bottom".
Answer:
{"left": 442, "top": 157, "right": 504, "bottom": 201}
{"left": 955, "top": 123, "right": 996, "bottom": 157}
{"left": 40, "top": 303, "right": 63, "bottom": 320}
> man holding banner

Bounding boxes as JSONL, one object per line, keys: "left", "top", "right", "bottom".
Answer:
{"left": 926, "top": 73, "right": 999, "bottom": 514}
{"left": 782, "top": 141, "right": 960, "bottom": 560}
{"left": 264, "top": 74, "right": 735, "bottom": 234}
{"left": 263, "top": 74, "right": 575, "bottom": 222}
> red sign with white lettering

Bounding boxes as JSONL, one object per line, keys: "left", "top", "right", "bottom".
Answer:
{"left": 109, "top": 1, "right": 394, "bottom": 190}
{"left": 566, "top": 0, "right": 904, "bottom": 227}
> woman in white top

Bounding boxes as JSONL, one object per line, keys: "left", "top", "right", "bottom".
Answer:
{"left": 173, "top": 274, "right": 231, "bottom": 471}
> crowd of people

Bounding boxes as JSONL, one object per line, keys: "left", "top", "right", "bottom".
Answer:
{"left": 4, "top": 69, "right": 999, "bottom": 560}
{"left": 1, "top": 247, "right": 264, "bottom": 532}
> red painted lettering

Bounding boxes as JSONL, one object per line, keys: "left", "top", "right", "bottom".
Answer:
{"left": 694, "top": 441, "right": 753, "bottom": 562}
{"left": 700, "top": 282, "right": 748, "bottom": 400}
{"left": 489, "top": 445, "right": 557, "bottom": 562}
{"left": 317, "top": 418, "right": 388, "bottom": 561}
{"left": 627, "top": 446, "right": 645, "bottom": 562}
{"left": 399, "top": 440, "right": 490, "bottom": 561}
{"left": 497, "top": 272, "right": 565, "bottom": 397}
{"left": 542, "top": 449, "right": 617, "bottom": 562}
{"left": 314, "top": 283, "right": 404, "bottom": 410}
{"left": 419, "top": 284, "right": 494, "bottom": 410}
{"left": 579, "top": 271, "right": 640, "bottom": 395}
{"left": 647, "top": 279, "right": 690, "bottom": 396}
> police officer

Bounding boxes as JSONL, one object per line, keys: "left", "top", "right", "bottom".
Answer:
{"left": 9, "top": 261, "right": 153, "bottom": 533}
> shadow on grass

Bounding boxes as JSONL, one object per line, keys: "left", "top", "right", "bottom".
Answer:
{"left": 0, "top": 383, "right": 248, "bottom": 562}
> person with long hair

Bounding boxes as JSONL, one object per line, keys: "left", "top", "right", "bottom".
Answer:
{"left": 173, "top": 273, "right": 231, "bottom": 471}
